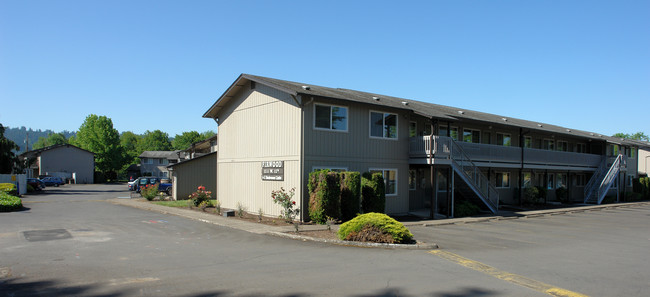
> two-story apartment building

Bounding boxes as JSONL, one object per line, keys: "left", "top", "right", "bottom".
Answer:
{"left": 203, "top": 74, "right": 644, "bottom": 220}
{"left": 139, "top": 151, "right": 185, "bottom": 179}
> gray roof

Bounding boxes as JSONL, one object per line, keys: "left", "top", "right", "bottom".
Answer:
{"left": 139, "top": 151, "right": 184, "bottom": 159}
{"left": 204, "top": 74, "right": 643, "bottom": 147}
{"left": 20, "top": 144, "right": 94, "bottom": 158}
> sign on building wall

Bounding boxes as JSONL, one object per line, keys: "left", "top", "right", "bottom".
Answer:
{"left": 261, "top": 161, "right": 284, "bottom": 181}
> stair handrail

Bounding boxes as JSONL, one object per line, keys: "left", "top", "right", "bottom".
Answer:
{"left": 436, "top": 136, "right": 499, "bottom": 213}
{"left": 595, "top": 154, "right": 623, "bottom": 204}
{"left": 584, "top": 157, "right": 607, "bottom": 203}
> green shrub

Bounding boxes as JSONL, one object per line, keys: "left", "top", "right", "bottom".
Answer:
{"left": 308, "top": 170, "right": 341, "bottom": 224}
{"left": 627, "top": 192, "right": 643, "bottom": 202}
{"left": 339, "top": 171, "right": 361, "bottom": 222}
{"left": 337, "top": 213, "right": 413, "bottom": 244}
{"left": 0, "top": 183, "right": 18, "bottom": 196}
{"left": 639, "top": 177, "right": 650, "bottom": 199}
{"left": 602, "top": 195, "right": 616, "bottom": 204}
{"left": 361, "top": 172, "right": 386, "bottom": 213}
{"left": 454, "top": 200, "right": 481, "bottom": 217}
{"left": 26, "top": 184, "right": 35, "bottom": 193}
{"left": 0, "top": 192, "right": 23, "bottom": 212}
{"left": 555, "top": 187, "right": 569, "bottom": 203}
{"left": 141, "top": 183, "right": 159, "bottom": 201}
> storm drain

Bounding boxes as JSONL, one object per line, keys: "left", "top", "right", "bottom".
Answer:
{"left": 23, "top": 229, "right": 72, "bottom": 242}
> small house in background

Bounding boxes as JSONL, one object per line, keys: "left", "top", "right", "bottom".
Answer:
{"left": 167, "top": 135, "right": 218, "bottom": 201}
{"left": 138, "top": 151, "right": 185, "bottom": 180}
{"left": 20, "top": 144, "right": 95, "bottom": 184}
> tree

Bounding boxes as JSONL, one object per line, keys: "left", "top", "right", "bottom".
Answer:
{"left": 138, "top": 130, "right": 172, "bottom": 152}
{"left": 613, "top": 132, "right": 649, "bottom": 142}
{"left": 120, "top": 131, "right": 142, "bottom": 166}
{"left": 73, "top": 114, "right": 124, "bottom": 178}
{"left": 32, "top": 133, "right": 69, "bottom": 150}
{"left": 0, "top": 123, "right": 19, "bottom": 174}
{"left": 172, "top": 131, "right": 203, "bottom": 150}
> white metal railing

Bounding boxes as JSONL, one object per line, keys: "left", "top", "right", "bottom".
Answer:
{"left": 436, "top": 136, "right": 499, "bottom": 213}
{"left": 584, "top": 154, "right": 624, "bottom": 204}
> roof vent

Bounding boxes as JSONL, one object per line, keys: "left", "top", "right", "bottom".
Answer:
{"left": 502, "top": 117, "right": 508, "bottom": 122}
{"left": 537, "top": 124, "right": 543, "bottom": 127}
{"left": 590, "top": 133, "right": 595, "bottom": 136}
{"left": 372, "top": 96, "right": 380, "bottom": 101}
{"left": 301, "top": 86, "right": 310, "bottom": 90}
{"left": 458, "top": 110, "right": 464, "bottom": 114}
{"left": 566, "top": 129, "right": 571, "bottom": 132}
{"left": 401, "top": 101, "right": 408, "bottom": 106}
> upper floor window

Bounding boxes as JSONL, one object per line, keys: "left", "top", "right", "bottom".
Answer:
{"left": 575, "top": 143, "right": 586, "bottom": 153}
{"left": 143, "top": 158, "right": 153, "bottom": 164}
{"left": 524, "top": 136, "right": 532, "bottom": 148}
{"left": 315, "top": 104, "right": 348, "bottom": 131}
{"left": 409, "top": 122, "right": 417, "bottom": 137}
{"left": 370, "top": 111, "right": 397, "bottom": 139}
{"left": 557, "top": 141, "right": 568, "bottom": 152}
{"left": 543, "top": 139, "right": 555, "bottom": 151}
{"left": 158, "top": 158, "right": 169, "bottom": 165}
{"left": 496, "top": 133, "right": 511, "bottom": 146}
{"left": 463, "top": 128, "right": 481, "bottom": 143}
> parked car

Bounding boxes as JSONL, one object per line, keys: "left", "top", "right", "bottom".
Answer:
{"left": 135, "top": 177, "right": 172, "bottom": 195}
{"left": 42, "top": 177, "right": 65, "bottom": 187}
{"left": 128, "top": 178, "right": 139, "bottom": 191}
{"left": 27, "top": 178, "right": 45, "bottom": 191}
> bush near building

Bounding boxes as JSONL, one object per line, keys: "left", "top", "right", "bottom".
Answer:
{"left": 308, "top": 170, "right": 341, "bottom": 224}
{"left": 339, "top": 171, "right": 361, "bottom": 222}
{"left": 361, "top": 172, "right": 385, "bottom": 214}
{"left": 337, "top": 213, "right": 413, "bottom": 244}
{"left": 633, "top": 177, "right": 650, "bottom": 199}
{"left": 0, "top": 183, "right": 18, "bottom": 196}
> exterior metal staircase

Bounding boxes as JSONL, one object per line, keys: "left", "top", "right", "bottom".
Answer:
{"left": 435, "top": 136, "right": 499, "bottom": 214}
{"left": 584, "top": 154, "right": 624, "bottom": 204}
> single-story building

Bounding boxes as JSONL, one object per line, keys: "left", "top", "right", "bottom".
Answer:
{"left": 20, "top": 144, "right": 95, "bottom": 184}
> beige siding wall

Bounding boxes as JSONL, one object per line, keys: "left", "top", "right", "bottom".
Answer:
{"left": 171, "top": 153, "right": 217, "bottom": 201}
{"left": 303, "top": 98, "right": 411, "bottom": 214}
{"left": 216, "top": 83, "right": 301, "bottom": 217}
{"left": 639, "top": 148, "right": 650, "bottom": 176}
{"left": 40, "top": 146, "right": 94, "bottom": 183}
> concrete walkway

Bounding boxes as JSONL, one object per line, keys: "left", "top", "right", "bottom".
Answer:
{"left": 110, "top": 197, "right": 650, "bottom": 249}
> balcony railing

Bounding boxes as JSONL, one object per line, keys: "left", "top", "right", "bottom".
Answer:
{"left": 409, "top": 136, "right": 603, "bottom": 168}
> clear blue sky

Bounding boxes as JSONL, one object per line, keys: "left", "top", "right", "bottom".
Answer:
{"left": 1, "top": 0, "right": 648, "bottom": 138}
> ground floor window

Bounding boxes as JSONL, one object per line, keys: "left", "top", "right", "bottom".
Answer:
{"left": 409, "top": 169, "right": 416, "bottom": 190}
{"left": 547, "top": 174, "right": 555, "bottom": 189}
{"left": 523, "top": 172, "right": 532, "bottom": 188}
{"left": 161, "top": 171, "right": 169, "bottom": 178}
{"left": 370, "top": 168, "right": 397, "bottom": 196}
{"left": 556, "top": 173, "right": 567, "bottom": 189}
{"left": 496, "top": 172, "right": 510, "bottom": 188}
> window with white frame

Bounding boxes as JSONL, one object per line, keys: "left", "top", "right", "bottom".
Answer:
{"left": 524, "top": 136, "right": 533, "bottom": 148}
{"left": 496, "top": 133, "right": 511, "bottom": 146}
{"left": 547, "top": 174, "right": 555, "bottom": 189}
{"left": 557, "top": 141, "right": 568, "bottom": 152}
{"left": 556, "top": 173, "right": 567, "bottom": 189}
{"left": 370, "top": 112, "right": 397, "bottom": 139}
{"left": 409, "top": 169, "right": 416, "bottom": 190}
{"left": 369, "top": 168, "right": 397, "bottom": 195}
{"left": 496, "top": 172, "right": 510, "bottom": 188}
{"left": 575, "top": 143, "right": 586, "bottom": 153}
{"left": 543, "top": 139, "right": 555, "bottom": 151}
{"left": 463, "top": 128, "right": 481, "bottom": 143}
{"left": 312, "top": 166, "right": 348, "bottom": 172}
{"left": 409, "top": 122, "right": 417, "bottom": 137}
{"left": 315, "top": 104, "right": 348, "bottom": 131}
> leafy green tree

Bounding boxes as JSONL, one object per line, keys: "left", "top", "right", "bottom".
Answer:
{"left": 200, "top": 130, "right": 216, "bottom": 139}
{"left": 0, "top": 124, "right": 19, "bottom": 174}
{"left": 172, "top": 131, "right": 203, "bottom": 150}
{"left": 32, "top": 133, "right": 69, "bottom": 149}
{"left": 613, "top": 132, "right": 649, "bottom": 141}
{"left": 138, "top": 130, "right": 172, "bottom": 152}
{"left": 73, "top": 114, "right": 124, "bottom": 178}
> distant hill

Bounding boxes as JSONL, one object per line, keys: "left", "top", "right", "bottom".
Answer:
{"left": 3, "top": 126, "right": 76, "bottom": 153}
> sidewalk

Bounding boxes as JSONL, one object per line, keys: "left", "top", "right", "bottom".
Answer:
{"left": 110, "top": 198, "right": 650, "bottom": 249}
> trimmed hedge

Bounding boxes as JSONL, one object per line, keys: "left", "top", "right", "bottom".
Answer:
{"left": 337, "top": 213, "right": 413, "bottom": 244}
{"left": 0, "top": 183, "right": 18, "bottom": 196}
{"left": 0, "top": 192, "right": 23, "bottom": 212}
{"left": 340, "top": 171, "right": 361, "bottom": 222}
{"left": 633, "top": 177, "right": 650, "bottom": 199}
{"left": 361, "top": 172, "right": 385, "bottom": 213}
{"left": 308, "top": 170, "right": 341, "bottom": 224}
